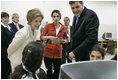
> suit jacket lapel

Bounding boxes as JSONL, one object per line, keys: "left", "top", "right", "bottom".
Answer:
{"left": 2, "top": 25, "right": 15, "bottom": 38}
{"left": 74, "top": 17, "right": 82, "bottom": 31}
{"left": 73, "top": 7, "right": 86, "bottom": 33}
{"left": 59, "top": 26, "right": 64, "bottom": 33}
{"left": 57, "top": 25, "right": 64, "bottom": 37}
{"left": 72, "top": 16, "right": 76, "bottom": 29}
{"left": 72, "top": 16, "right": 76, "bottom": 35}
{"left": 74, "top": 8, "right": 86, "bottom": 32}
{"left": 18, "top": 24, "right": 22, "bottom": 29}
{"left": 12, "top": 22, "right": 18, "bottom": 32}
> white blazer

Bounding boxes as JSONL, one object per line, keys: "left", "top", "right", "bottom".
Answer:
{"left": 8, "top": 25, "right": 38, "bottom": 72}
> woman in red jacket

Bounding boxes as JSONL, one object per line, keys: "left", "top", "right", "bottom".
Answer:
{"left": 40, "top": 9, "right": 67, "bottom": 79}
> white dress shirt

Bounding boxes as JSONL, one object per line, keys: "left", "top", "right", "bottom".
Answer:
{"left": 13, "top": 22, "right": 20, "bottom": 30}
{"left": 66, "top": 25, "right": 71, "bottom": 42}
{"left": 56, "top": 24, "right": 61, "bottom": 36}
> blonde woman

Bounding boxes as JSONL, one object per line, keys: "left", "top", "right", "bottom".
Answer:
{"left": 8, "top": 8, "right": 43, "bottom": 73}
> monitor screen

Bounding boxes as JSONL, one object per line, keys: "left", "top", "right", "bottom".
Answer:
{"left": 102, "top": 32, "right": 112, "bottom": 40}
{"left": 106, "top": 33, "right": 112, "bottom": 38}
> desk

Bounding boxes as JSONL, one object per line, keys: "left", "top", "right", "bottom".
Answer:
{"left": 98, "top": 40, "right": 117, "bottom": 55}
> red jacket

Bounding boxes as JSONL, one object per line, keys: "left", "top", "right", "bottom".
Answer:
{"left": 40, "top": 22, "right": 68, "bottom": 59}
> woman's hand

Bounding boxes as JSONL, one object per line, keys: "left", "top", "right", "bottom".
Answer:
{"left": 43, "top": 36, "right": 67, "bottom": 45}
{"left": 50, "top": 36, "right": 67, "bottom": 45}
{"left": 49, "top": 36, "right": 61, "bottom": 45}
{"left": 60, "top": 37, "right": 68, "bottom": 44}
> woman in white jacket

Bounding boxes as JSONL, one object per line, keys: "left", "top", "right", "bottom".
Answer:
{"left": 8, "top": 8, "right": 43, "bottom": 73}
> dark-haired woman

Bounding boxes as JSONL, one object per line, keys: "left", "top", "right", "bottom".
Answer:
{"left": 40, "top": 9, "right": 67, "bottom": 79}
{"left": 89, "top": 45, "right": 106, "bottom": 60}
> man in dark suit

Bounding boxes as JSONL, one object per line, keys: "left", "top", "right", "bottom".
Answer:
{"left": 62, "top": 17, "right": 72, "bottom": 64}
{"left": 9, "top": 13, "right": 24, "bottom": 33}
{"left": 69, "top": 1, "right": 99, "bottom": 62}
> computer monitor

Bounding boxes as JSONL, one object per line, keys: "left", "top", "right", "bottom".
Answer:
{"left": 59, "top": 60, "right": 117, "bottom": 79}
{"left": 102, "top": 32, "right": 112, "bottom": 40}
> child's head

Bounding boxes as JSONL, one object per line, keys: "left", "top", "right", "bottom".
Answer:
{"left": 89, "top": 45, "right": 105, "bottom": 60}
{"left": 22, "top": 41, "right": 44, "bottom": 73}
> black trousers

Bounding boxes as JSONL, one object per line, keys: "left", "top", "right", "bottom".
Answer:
{"left": 44, "top": 57, "right": 61, "bottom": 79}
{"left": 61, "top": 42, "right": 72, "bottom": 64}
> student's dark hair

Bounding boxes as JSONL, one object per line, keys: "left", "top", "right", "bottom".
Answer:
{"left": 51, "top": 9, "right": 61, "bottom": 19}
{"left": 9, "top": 41, "right": 44, "bottom": 79}
{"left": 22, "top": 41, "right": 44, "bottom": 72}
{"left": 89, "top": 45, "right": 106, "bottom": 58}
{"left": 69, "top": 1, "right": 83, "bottom": 5}
{"left": 1, "top": 12, "right": 9, "bottom": 19}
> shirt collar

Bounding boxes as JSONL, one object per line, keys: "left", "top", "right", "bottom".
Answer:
{"left": 13, "top": 22, "right": 18, "bottom": 25}
{"left": 83, "top": 6, "right": 85, "bottom": 10}
{"left": 1, "top": 22, "right": 8, "bottom": 27}
{"left": 1, "top": 22, "right": 11, "bottom": 31}
{"left": 66, "top": 25, "right": 70, "bottom": 28}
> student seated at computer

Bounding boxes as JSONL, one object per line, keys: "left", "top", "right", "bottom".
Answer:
{"left": 89, "top": 45, "right": 106, "bottom": 60}
{"left": 9, "top": 41, "right": 47, "bottom": 79}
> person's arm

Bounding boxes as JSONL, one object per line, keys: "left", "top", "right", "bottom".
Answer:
{"left": 40, "top": 24, "right": 57, "bottom": 42}
{"left": 60, "top": 27, "right": 68, "bottom": 44}
{"left": 73, "top": 14, "right": 99, "bottom": 56}
{"left": 40, "top": 24, "right": 62, "bottom": 44}
{"left": 7, "top": 29, "right": 27, "bottom": 58}
{"left": 42, "top": 36, "right": 56, "bottom": 41}
{"left": 40, "top": 24, "right": 50, "bottom": 41}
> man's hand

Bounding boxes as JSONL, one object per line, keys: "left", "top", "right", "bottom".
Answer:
{"left": 69, "top": 52, "right": 75, "bottom": 60}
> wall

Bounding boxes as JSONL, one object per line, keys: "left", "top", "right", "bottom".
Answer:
{"left": 84, "top": 1, "right": 117, "bottom": 40}
{"left": 1, "top": 1, "right": 117, "bottom": 40}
